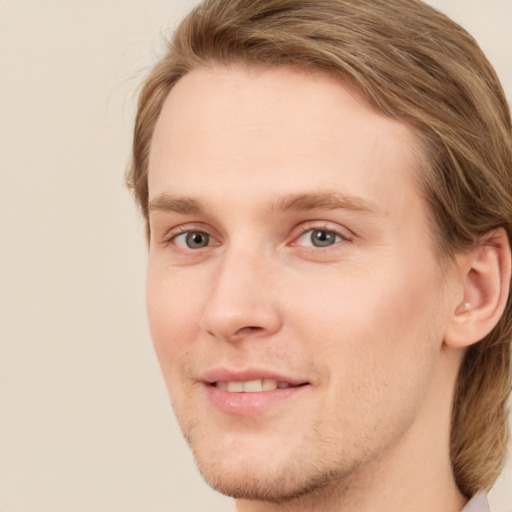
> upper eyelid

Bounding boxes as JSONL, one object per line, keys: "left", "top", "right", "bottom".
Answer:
{"left": 297, "top": 225, "right": 349, "bottom": 236}
{"left": 292, "top": 221, "right": 354, "bottom": 240}
{"left": 291, "top": 229, "right": 349, "bottom": 249}
{"left": 163, "top": 223, "right": 219, "bottom": 241}
{"left": 158, "top": 219, "right": 354, "bottom": 244}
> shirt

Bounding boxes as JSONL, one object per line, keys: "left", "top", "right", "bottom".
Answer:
{"left": 461, "top": 492, "right": 490, "bottom": 512}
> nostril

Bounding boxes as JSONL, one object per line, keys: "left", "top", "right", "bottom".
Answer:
{"left": 235, "top": 326, "right": 264, "bottom": 336}
{"left": 227, "top": 325, "right": 267, "bottom": 339}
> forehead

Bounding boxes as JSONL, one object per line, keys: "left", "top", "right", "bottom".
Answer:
{"left": 148, "top": 65, "right": 423, "bottom": 216}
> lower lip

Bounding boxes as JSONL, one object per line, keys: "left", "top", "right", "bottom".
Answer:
{"left": 205, "top": 384, "right": 308, "bottom": 415}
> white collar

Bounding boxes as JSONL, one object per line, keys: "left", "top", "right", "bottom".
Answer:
{"left": 460, "top": 491, "right": 490, "bottom": 512}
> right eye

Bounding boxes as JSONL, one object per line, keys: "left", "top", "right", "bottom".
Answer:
{"left": 172, "top": 231, "right": 213, "bottom": 249}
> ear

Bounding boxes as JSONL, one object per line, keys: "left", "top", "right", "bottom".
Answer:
{"left": 444, "top": 229, "right": 511, "bottom": 348}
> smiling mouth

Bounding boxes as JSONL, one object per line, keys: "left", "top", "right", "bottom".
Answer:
{"left": 214, "top": 379, "right": 308, "bottom": 393}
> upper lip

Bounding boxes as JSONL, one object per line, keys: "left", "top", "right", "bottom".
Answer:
{"left": 201, "top": 368, "right": 310, "bottom": 386}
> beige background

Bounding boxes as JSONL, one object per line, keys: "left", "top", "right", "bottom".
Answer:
{"left": 0, "top": 1, "right": 511, "bottom": 511}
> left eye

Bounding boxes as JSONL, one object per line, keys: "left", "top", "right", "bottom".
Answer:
{"left": 296, "top": 229, "right": 343, "bottom": 248}
{"left": 172, "top": 231, "right": 212, "bottom": 249}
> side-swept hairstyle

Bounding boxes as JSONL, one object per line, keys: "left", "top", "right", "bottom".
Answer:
{"left": 127, "top": 0, "right": 512, "bottom": 497}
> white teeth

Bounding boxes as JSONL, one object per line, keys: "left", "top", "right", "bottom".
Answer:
{"left": 216, "top": 379, "right": 293, "bottom": 392}
{"left": 227, "top": 381, "right": 244, "bottom": 392}
{"left": 243, "top": 379, "right": 263, "bottom": 392}
{"left": 262, "top": 379, "right": 278, "bottom": 391}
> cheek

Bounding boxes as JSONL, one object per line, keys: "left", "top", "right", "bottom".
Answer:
{"left": 287, "top": 266, "right": 444, "bottom": 444}
{"left": 288, "top": 261, "right": 444, "bottom": 387}
{"left": 145, "top": 267, "right": 201, "bottom": 384}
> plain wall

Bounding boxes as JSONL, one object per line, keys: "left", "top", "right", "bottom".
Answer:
{"left": 0, "top": 1, "right": 510, "bottom": 511}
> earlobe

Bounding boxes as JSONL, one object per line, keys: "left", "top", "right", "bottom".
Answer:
{"left": 445, "top": 229, "right": 511, "bottom": 349}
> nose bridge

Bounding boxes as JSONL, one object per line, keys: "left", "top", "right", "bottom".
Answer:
{"left": 201, "top": 241, "right": 281, "bottom": 341}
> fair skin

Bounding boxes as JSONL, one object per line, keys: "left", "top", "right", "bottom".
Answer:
{"left": 145, "top": 65, "right": 508, "bottom": 512}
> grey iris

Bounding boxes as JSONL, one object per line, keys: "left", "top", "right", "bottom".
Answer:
{"left": 186, "top": 232, "right": 209, "bottom": 248}
{"left": 311, "top": 229, "right": 336, "bottom": 247}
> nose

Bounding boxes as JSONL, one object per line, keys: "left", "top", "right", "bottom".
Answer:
{"left": 200, "top": 246, "right": 283, "bottom": 342}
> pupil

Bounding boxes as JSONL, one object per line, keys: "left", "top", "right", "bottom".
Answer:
{"left": 186, "top": 232, "right": 208, "bottom": 248}
{"left": 312, "top": 229, "right": 335, "bottom": 247}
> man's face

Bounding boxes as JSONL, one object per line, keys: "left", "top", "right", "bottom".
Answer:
{"left": 146, "top": 65, "right": 454, "bottom": 503}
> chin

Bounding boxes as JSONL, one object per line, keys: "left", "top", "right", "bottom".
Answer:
{"left": 187, "top": 432, "right": 353, "bottom": 504}
{"left": 197, "top": 459, "right": 342, "bottom": 503}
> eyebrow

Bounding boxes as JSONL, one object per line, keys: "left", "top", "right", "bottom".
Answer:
{"left": 148, "top": 195, "right": 204, "bottom": 215}
{"left": 148, "top": 191, "right": 380, "bottom": 216}
{"left": 270, "top": 191, "right": 380, "bottom": 215}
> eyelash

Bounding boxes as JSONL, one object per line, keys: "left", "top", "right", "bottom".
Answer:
{"left": 162, "top": 223, "right": 352, "bottom": 251}
{"left": 163, "top": 225, "right": 216, "bottom": 248}
{"left": 292, "top": 224, "right": 351, "bottom": 249}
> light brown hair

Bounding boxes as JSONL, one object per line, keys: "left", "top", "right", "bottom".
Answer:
{"left": 126, "top": 0, "right": 512, "bottom": 497}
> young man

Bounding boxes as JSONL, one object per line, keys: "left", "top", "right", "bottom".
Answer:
{"left": 127, "top": 1, "right": 512, "bottom": 510}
